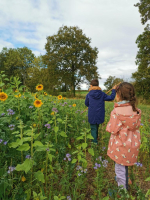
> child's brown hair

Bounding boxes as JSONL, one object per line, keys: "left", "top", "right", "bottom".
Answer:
{"left": 116, "top": 82, "right": 138, "bottom": 113}
{"left": 90, "top": 79, "right": 99, "bottom": 86}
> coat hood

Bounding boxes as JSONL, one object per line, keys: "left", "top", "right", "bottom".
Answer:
{"left": 114, "top": 103, "right": 141, "bottom": 131}
{"left": 88, "top": 86, "right": 102, "bottom": 100}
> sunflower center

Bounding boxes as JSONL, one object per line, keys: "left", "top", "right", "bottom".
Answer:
{"left": 0, "top": 95, "right": 6, "bottom": 99}
{"left": 36, "top": 101, "right": 41, "bottom": 104}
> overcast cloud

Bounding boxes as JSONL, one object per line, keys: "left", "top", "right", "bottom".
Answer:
{"left": 0, "top": 0, "right": 144, "bottom": 89}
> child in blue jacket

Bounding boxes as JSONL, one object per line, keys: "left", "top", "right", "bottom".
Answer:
{"left": 85, "top": 79, "right": 116, "bottom": 144}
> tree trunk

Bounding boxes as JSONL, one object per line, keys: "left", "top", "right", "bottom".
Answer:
{"left": 72, "top": 64, "right": 75, "bottom": 97}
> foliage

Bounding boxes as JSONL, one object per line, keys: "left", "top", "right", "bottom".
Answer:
{"left": 134, "top": 0, "right": 150, "bottom": 25}
{"left": 104, "top": 75, "right": 124, "bottom": 90}
{"left": 0, "top": 47, "right": 35, "bottom": 85}
{"left": 43, "top": 25, "right": 100, "bottom": 96}
{"left": 132, "top": 1, "right": 150, "bottom": 100}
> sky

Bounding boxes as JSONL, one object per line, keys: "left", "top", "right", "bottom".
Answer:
{"left": 0, "top": 0, "right": 144, "bottom": 89}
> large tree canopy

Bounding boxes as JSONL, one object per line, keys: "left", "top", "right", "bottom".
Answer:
{"left": 134, "top": 0, "right": 150, "bottom": 25}
{"left": 43, "top": 25, "right": 100, "bottom": 96}
{"left": 0, "top": 47, "right": 35, "bottom": 85}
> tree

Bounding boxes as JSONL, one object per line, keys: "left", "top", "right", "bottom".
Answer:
{"left": 0, "top": 47, "right": 35, "bottom": 85}
{"left": 104, "top": 76, "right": 124, "bottom": 91}
{"left": 134, "top": 0, "right": 150, "bottom": 25}
{"left": 132, "top": 24, "right": 150, "bottom": 99}
{"left": 132, "top": 0, "right": 150, "bottom": 100}
{"left": 43, "top": 25, "right": 100, "bottom": 96}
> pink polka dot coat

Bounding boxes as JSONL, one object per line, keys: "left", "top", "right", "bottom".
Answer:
{"left": 106, "top": 103, "right": 141, "bottom": 166}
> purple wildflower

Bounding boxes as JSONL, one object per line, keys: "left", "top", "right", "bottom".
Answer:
{"left": 3, "top": 141, "right": 7, "bottom": 145}
{"left": 46, "top": 148, "right": 50, "bottom": 151}
{"left": 102, "top": 147, "right": 106, "bottom": 151}
{"left": 1, "top": 113, "right": 5, "bottom": 116}
{"left": 102, "top": 160, "right": 108, "bottom": 167}
{"left": 8, "top": 124, "right": 15, "bottom": 130}
{"left": 52, "top": 108, "right": 58, "bottom": 113}
{"left": 7, "top": 109, "right": 15, "bottom": 115}
{"left": 26, "top": 155, "right": 31, "bottom": 159}
{"left": 66, "top": 153, "right": 71, "bottom": 158}
{"left": 44, "top": 124, "right": 51, "bottom": 129}
{"left": 140, "top": 123, "right": 144, "bottom": 126}
{"left": 94, "top": 162, "right": 101, "bottom": 169}
{"left": 69, "top": 105, "right": 72, "bottom": 107}
{"left": 96, "top": 156, "right": 102, "bottom": 161}
{"left": 64, "top": 102, "right": 68, "bottom": 105}
{"left": 83, "top": 120, "right": 86, "bottom": 123}
{"left": 135, "top": 162, "right": 142, "bottom": 167}
{"left": 78, "top": 173, "right": 82, "bottom": 176}
{"left": 67, "top": 196, "right": 71, "bottom": 200}
{"left": 29, "top": 106, "right": 33, "bottom": 109}
{"left": 76, "top": 165, "right": 82, "bottom": 170}
{"left": 0, "top": 139, "right": 3, "bottom": 143}
{"left": 64, "top": 153, "right": 71, "bottom": 162}
{"left": 7, "top": 166, "right": 15, "bottom": 174}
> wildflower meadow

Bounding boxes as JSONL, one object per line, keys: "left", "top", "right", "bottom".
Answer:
{"left": 0, "top": 73, "right": 150, "bottom": 200}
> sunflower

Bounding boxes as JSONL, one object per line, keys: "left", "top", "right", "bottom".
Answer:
{"left": 51, "top": 112, "right": 55, "bottom": 115}
{"left": 36, "top": 84, "right": 43, "bottom": 91}
{"left": 63, "top": 97, "right": 66, "bottom": 100}
{"left": 44, "top": 92, "right": 47, "bottom": 96}
{"left": 34, "top": 99, "right": 43, "bottom": 108}
{"left": 33, "top": 123, "right": 37, "bottom": 128}
{"left": 0, "top": 92, "right": 8, "bottom": 101}
{"left": 72, "top": 104, "right": 76, "bottom": 107}
{"left": 58, "top": 95, "right": 62, "bottom": 100}
{"left": 21, "top": 176, "right": 26, "bottom": 182}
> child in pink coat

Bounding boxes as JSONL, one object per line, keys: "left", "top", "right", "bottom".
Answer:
{"left": 106, "top": 82, "right": 141, "bottom": 190}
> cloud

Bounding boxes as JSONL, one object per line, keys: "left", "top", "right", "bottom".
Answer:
{"left": 0, "top": 0, "right": 143, "bottom": 88}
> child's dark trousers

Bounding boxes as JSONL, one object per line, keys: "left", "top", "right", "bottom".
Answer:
{"left": 90, "top": 124, "right": 99, "bottom": 144}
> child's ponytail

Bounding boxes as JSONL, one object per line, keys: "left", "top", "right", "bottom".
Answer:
{"left": 116, "top": 82, "right": 139, "bottom": 113}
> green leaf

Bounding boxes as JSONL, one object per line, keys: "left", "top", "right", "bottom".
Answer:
{"left": 17, "top": 143, "right": 30, "bottom": 151}
{"left": 48, "top": 154, "right": 54, "bottom": 162}
{"left": 34, "top": 171, "right": 45, "bottom": 183}
{"left": 87, "top": 134, "right": 94, "bottom": 139}
{"left": 59, "top": 131, "right": 67, "bottom": 137}
{"left": 33, "top": 141, "right": 43, "bottom": 147}
{"left": 142, "top": 136, "right": 147, "bottom": 143}
{"left": 88, "top": 148, "right": 94, "bottom": 156}
{"left": 82, "top": 143, "right": 87, "bottom": 149}
{"left": 36, "top": 146, "right": 47, "bottom": 151}
{"left": 145, "top": 177, "right": 150, "bottom": 181}
{"left": 54, "top": 126, "right": 59, "bottom": 133}
{"left": 81, "top": 158, "right": 87, "bottom": 163}
{"left": 72, "top": 150, "right": 78, "bottom": 154}
{"left": 57, "top": 118, "right": 62, "bottom": 122}
{"left": 76, "top": 136, "right": 83, "bottom": 140}
{"left": 15, "top": 159, "right": 33, "bottom": 174}
{"left": 72, "top": 159, "right": 77, "bottom": 164}
{"left": 54, "top": 197, "right": 59, "bottom": 200}
{"left": 102, "top": 196, "right": 109, "bottom": 200}
{"left": 23, "top": 137, "right": 31, "bottom": 142}
{"left": 145, "top": 189, "right": 150, "bottom": 197}
{"left": 9, "top": 139, "right": 23, "bottom": 148}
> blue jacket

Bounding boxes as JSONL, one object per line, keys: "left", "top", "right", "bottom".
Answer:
{"left": 85, "top": 89, "right": 116, "bottom": 124}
